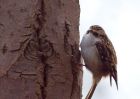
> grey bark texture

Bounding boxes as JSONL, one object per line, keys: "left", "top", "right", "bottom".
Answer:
{"left": 0, "top": 0, "right": 82, "bottom": 99}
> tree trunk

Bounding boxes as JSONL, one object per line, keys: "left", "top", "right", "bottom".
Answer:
{"left": 0, "top": 0, "right": 82, "bottom": 99}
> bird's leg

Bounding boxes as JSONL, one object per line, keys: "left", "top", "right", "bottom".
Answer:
{"left": 85, "top": 76, "right": 102, "bottom": 99}
{"left": 85, "top": 81, "right": 97, "bottom": 99}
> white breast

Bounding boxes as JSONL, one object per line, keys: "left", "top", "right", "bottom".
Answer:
{"left": 80, "top": 33, "right": 102, "bottom": 72}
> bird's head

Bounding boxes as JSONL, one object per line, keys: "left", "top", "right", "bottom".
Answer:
{"left": 89, "top": 25, "right": 106, "bottom": 37}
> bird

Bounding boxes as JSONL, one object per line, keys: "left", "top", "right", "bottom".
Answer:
{"left": 80, "top": 25, "right": 118, "bottom": 99}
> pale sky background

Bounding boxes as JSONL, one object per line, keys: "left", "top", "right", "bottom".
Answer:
{"left": 80, "top": 0, "right": 140, "bottom": 99}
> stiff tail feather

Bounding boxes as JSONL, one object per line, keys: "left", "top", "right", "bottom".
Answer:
{"left": 110, "top": 66, "right": 118, "bottom": 89}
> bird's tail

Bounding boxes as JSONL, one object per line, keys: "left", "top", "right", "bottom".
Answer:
{"left": 110, "top": 66, "right": 118, "bottom": 89}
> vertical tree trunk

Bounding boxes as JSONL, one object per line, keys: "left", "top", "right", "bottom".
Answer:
{"left": 0, "top": 0, "right": 82, "bottom": 99}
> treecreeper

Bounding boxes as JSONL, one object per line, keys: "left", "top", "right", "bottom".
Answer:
{"left": 80, "top": 25, "right": 118, "bottom": 99}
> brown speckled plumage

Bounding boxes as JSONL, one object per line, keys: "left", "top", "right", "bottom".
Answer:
{"left": 80, "top": 25, "right": 118, "bottom": 99}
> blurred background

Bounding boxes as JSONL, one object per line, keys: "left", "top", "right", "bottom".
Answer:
{"left": 80, "top": 0, "right": 140, "bottom": 99}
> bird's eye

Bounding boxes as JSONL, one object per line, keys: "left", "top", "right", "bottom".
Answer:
{"left": 93, "top": 32, "right": 99, "bottom": 37}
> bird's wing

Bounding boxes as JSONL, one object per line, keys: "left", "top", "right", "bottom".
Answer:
{"left": 95, "top": 39, "right": 118, "bottom": 89}
{"left": 95, "top": 40, "right": 117, "bottom": 66}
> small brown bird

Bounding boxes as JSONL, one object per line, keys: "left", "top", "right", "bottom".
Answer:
{"left": 80, "top": 25, "right": 118, "bottom": 99}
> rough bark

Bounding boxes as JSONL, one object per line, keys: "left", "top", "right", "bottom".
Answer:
{"left": 0, "top": 0, "right": 82, "bottom": 99}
